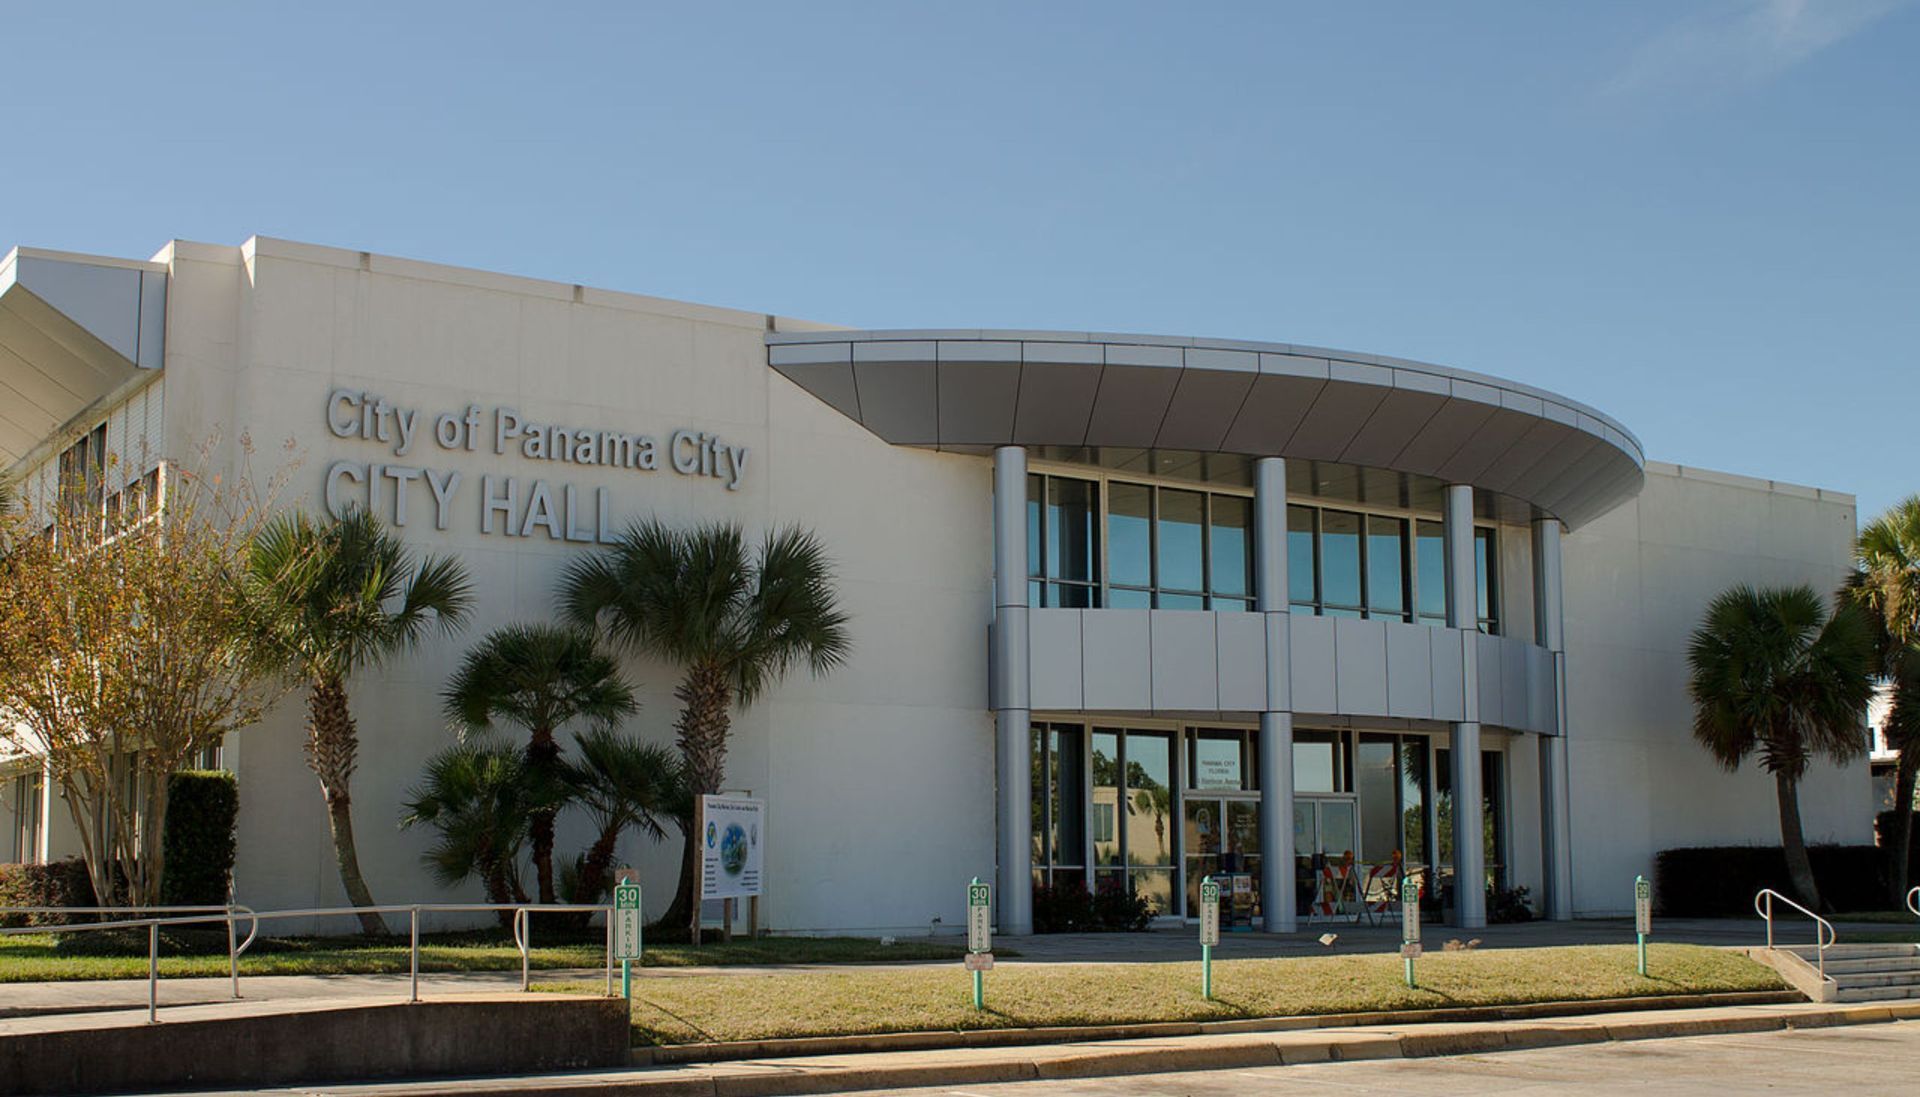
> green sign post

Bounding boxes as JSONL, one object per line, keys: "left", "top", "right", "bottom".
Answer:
{"left": 1400, "top": 876, "right": 1422, "bottom": 989}
{"left": 966, "top": 878, "right": 992, "bottom": 1010}
{"left": 1198, "top": 876, "right": 1220, "bottom": 1000}
{"left": 613, "top": 877, "right": 643, "bottom": 999}
{"left": 1634, "top": 875, "right": 1651, "bottom": 977}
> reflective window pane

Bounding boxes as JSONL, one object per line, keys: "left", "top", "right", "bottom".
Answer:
{"left": 1107, "top": 587, "right": 1151, "bottom": 609}
{"left": 1416, "top": 519, "right": 1447, "bottom": 623}
{"left": 1210, "top": 495, "right": 1251, "bottom": 598}
{"left": 1048, "top": 478, "right": 1099, "bottom": 584}
{"left": 1321, "top": 510, "right": 1362, "bottom": 611}
{"left": 1108, "top": 482, "right": 1152, "bottom": 588}
{"left": 1357, "top": 735, "right": 1399, "bottom": 864}
{"left": 1157, "top": 592, "right": 1204, "bottom": 610}
{"left": 1124, "top": 730, "right": 1175, "bottom": 868}
{"left": 1288, "top": 506, "right": 1316, "bottom": 606}
{"left": 1475, "top": 527, "right": 1498, "bottom": 634}
{"left": 1092, "top": 731, "right": 1121, "bottom": 867}
{"left": 1189, "top": 730, "right": 1244, "bottom": 791}
{"left": 1026, "top": 475, "right": 1043, "bottom": 580}
{"left": 1157, "top": 488, "right": 1205, "bottom": 594}
{"left": 1366, "top": 516, "right": 1406, "bottom": 618}
{"left": 1294, "top": 740, "right": 1337, "bottom": 793}
{"left": 1401, "top": 739, "right": 1429, "bottom": 869}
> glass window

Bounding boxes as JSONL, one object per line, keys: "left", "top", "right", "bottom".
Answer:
{"left": 1048, "top": 478, "right": 1099, "bottom": 585}
{"left": 1294, "top": 731, "right": 1342, "bottom": 793}
{"left": 1157, "top": 488, "right": 1205, "bottom": 597}
{"left": 1366, "top": 516, "right": 1407, "bottom": 620}
{"left": 1288, "top": 506, "right": 1317, "bottom": 609}
{"left": 1357, "top": 735, "right": 1399, "bottom": 864}
{"left": 1401, "top": 739, "right": 1429, "bottom": 871}
{"left": 1475, "top": 527, "right": 1499, "bottom": 635}
{"left": 1415, "top": 519, "right": 1447, "bottom": 625}
{"left": 1124, "top": 730, "right": 1175, "bottom": 869}
{"left": 1092, "top": 731, "right": 1121, "bottom": 867}
{"left": 1482, "top": 750, "right": 1506, "bottom": 892}
{"left": 1209, "top": 496, "right": 1251, "bottom": 601}
{"left": 1320, "top": 511, "right": 1362, "bottom": 612}
{"left": 1108, "top": 482, "right": 1152, "bottom": 593}
{"left": 1025, "top": 475, "right": 1043, "bottom": 582}
{"left": 1188, "top": 729, "right": 1245, "bottom": 791}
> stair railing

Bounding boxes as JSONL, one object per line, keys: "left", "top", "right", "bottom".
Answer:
{"left": 1906, "top": 885, "right": 1919, "bottom": 919}
{"left": 1754, "top": 887, "right": 1835, "bottom": 980}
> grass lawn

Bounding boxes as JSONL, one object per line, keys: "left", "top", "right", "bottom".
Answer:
{"left": 0, "top": 929, "right": 971, "bottom": 983}
{"left": 595, "top": 944, "right": 1786, "bottom": 1046}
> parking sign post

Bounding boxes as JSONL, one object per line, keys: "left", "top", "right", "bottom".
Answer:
{"left": 1634, "top": 875, "right": 1651, "bottom": 977}
{"left": 1401, "top": 876, "right": 1422, "bottom": 989}
{"left": 613, "top": 874, "right": 643, "bottom": 1000}
{"left": 966, "top": 877, "right": 992, "bottom": 1010}
{"left": 1199, "top": 876, "right": 1220, "bottom": 1000}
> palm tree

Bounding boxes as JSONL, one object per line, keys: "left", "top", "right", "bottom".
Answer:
{"left": 443, "top": 624, "right": 638, "bottom": 904}
{"left": 561, "top": 520, "right": 850, "bottom": 938}
{"left": 244, "top": 510, "right": 473, "bottom": 934}
{"left": 1687, "top": 584, "right": 1875, "bottom": 911}
{"left": 1850, "top": 496, "right": 1920, "bottom": 904}
{"left": 563, "top": 727, "right": 683, "bottom": 905}
{"left": 400, "top": 740, "right": 539, "bottom": 925}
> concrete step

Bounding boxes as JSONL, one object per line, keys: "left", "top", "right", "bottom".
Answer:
{"left": 1824, "top": 956, "right": 1920, "bottom": 975}
{"left": 1780, "top": 944, "right": 1918, "bottom": 962}
{"left": 1832, "top": 971, "right": 1920, "bottom": 990}
{"left": 1835, "top": 983, "right": 1920, "bottom": 1002}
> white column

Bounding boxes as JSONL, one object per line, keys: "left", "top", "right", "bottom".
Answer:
{"left": 1254, "top": 457, "right": 1297, "bottom": 933}
{"left": 992, "top": 446, "right": 1033, "bottom": 935}
{"left": 1533, "top": 517, "right": 1574, "bottom": 921}
{"left": 1444, "top": 483, "right": 1486, "bottom": 929}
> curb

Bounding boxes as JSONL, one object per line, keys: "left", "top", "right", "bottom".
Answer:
{"left": 634, "top": 989, "right": 1801, "bottom": 1065}
{"left": 339, "top": 998, "right": 1920, "bottom": 1096}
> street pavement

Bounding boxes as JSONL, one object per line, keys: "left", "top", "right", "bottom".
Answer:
{"left": 860, "top": 1019, "right": 1920, "bottom": 1096}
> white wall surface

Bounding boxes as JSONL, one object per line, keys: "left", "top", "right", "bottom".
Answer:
{"left": 1562, "top": 463, "right": 1866, "bottom": 916}
{"left": 155, "top": 238, "right": 992, "bottom": 934}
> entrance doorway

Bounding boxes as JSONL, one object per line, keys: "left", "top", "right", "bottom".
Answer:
{"left": 1294, "top": 796, "right": 1359, "bottom": 919}
{"left": 1183, "top": 796, "right": 1261, "bottom": 919}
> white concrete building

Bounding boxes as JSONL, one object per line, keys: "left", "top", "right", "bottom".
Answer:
{"left": 0, "top": 237, "right": 1869, "bottom": 933}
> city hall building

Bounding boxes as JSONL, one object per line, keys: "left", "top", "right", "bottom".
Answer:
{"left": 0, "top": 237, "right": 1869, "bottom": 933}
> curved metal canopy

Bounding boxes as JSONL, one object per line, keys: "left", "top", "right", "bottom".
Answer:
{"left": 769, "top": 329, "right": 1645, "bottom": 529}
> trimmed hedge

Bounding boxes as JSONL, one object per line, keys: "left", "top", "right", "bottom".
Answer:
{"left": 0, "top": 858, "right": 97, "bottom": 926}
{"left": 161, "top": 770, "right": 239, "bottom": 906}
{"left": 1653, "top": 845, "right": 1890, "bottom": 916}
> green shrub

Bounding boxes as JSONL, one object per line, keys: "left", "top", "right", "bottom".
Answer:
{"left": 1487, "top": 884, "right": 1536, "bottom": 924}
{"left": 1032, "top": 882, "right": 1095, "bottom": 933}
{"left": 161, "top": 770, "right": 239, "bottom": 906}
{"left": 0, "top": 858, "right": 98, "bottom": 926}
{"left": 1653, "top": 845, "right": 1888, "bottom": 916}
{"left": 1090, "top": 879, "right": 1154, "bottom": 931}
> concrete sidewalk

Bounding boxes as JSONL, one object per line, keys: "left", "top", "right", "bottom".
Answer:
{"left": 1, "top": 916, "right": 1906, "bottom": 1018}
{"left": 195, "top": 999, "right": 1920, "bottom": 1096}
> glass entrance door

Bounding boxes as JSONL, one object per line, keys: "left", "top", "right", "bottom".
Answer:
{"left": 1183, "top": 797, "right": 1261, "bottom": 919}
{"left": 1294, "top": 797, "right": 1360, "bottom": 919}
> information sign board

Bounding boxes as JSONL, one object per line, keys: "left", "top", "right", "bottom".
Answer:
{"left": 699, "top": 795, "right": 764, "bottom": 901}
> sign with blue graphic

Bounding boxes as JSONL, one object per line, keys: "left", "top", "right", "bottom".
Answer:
{"left": 699, "top": 795, "right": 764, "bottom": 900}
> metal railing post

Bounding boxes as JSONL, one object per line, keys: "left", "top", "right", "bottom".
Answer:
{"left": 226, "top": 906, "right": 240, "bottom": 999}
{"left": 147, "top": 921, "right": 159, "bottom": 1024}
{"left": 518, "top": 908, "right": 530, "bottom": 993}
{"left": 409, "top": 906, "right": 420, "bottom": 1004}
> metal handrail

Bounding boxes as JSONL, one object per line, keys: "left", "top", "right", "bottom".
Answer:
{"left": 0, "top": 901, "right": 615, "bottom": 1024}
{"left": 1907, "top": 886, "right": 1919, "bottom": 919}
{"left": 1754, "top": 888, "right": 1836, "bottom": 980}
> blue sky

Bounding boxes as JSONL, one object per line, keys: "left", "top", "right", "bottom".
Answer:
{"left": 4, "top": 2, "right": 1915, "bottom": 518}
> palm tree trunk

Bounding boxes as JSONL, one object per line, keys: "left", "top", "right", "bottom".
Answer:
{"left": 578, "top": 828, "right": 621, "bottom": 907}
{"left": 1891, "top": 752, "right": 1918, "bottom": 907}
{"left": 306, "top": 679, "right": 387, "bottom": 936}
{"left": 662, "top": 662, "right": 731, "bottom": 943}
{"left": 1775, "top": 770, "right": 1823, "bottom": 912}
{"left": 527, "top": 726, "right": 560, "bottom": 905}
